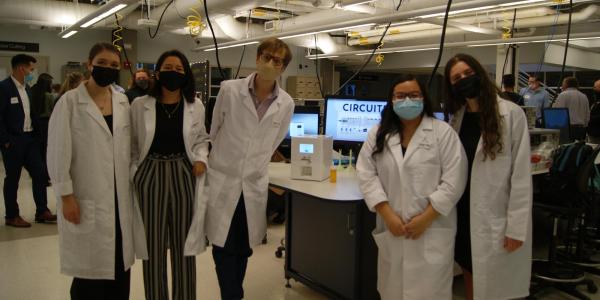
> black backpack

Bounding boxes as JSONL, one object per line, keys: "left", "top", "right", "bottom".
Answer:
{"left": 548, "top": 142, "right": 595, "bottom": 195}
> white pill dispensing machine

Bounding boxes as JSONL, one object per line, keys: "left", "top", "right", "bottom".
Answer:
{"left": 291, "top": 135, "right": 333, "bottom": 181}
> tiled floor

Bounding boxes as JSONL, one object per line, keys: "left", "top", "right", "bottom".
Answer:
{"left": 1, "top": 171, "right": 599, "bottom": 299}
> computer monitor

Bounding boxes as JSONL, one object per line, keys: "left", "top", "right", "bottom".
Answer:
{"left": 285, "top": 106, "right": 320, "bottom": 139}
{"left": 542, "top": 108, "right": 571, "bottom": 144}
{"left": 433, "top": 112, "right": 445, "bottom": 121}
{"left": 323, "top": 96, "right": 387, "bottom": 143}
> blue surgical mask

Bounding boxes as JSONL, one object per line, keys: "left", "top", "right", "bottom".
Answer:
{"left": 24, "top": 72, "right": 34, "bottom": 84}
{"left": 393, "top": 98, "right": 424, "bottom": 120}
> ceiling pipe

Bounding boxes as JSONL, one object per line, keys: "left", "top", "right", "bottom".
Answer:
{"left": 192, "top": 0, "right": 522, "bottom": 51}
{"left": 347, "top": 4, "right": 599, "bottom": 45}
{"left": 310, "top": 31, "right": 600, "bottom": 58}
{"left": 353, "top": 6, "right": 555, "bottom": 38}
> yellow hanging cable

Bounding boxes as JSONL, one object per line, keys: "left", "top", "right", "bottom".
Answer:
{"left": 187, "top": 7, "right": 206, "bottom": 37}
{"left": 501, "top": 10, "right": 511, "bottom": 39}
{"left": 113, "top": 13, "right": 124, "bottom": 52}
{"left": 375, "top": 42, "right": 385, "bottom": 66}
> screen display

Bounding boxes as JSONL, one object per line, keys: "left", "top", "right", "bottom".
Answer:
{"left": 286, "top": 113, "right": 319, "bottom": 138}
{"left": 543, "top": 108, "right": 569, "bottom": 129}
{"left": 299, "top": 143, "right": 314, "bottom": 154}
{"left": 324, "top": 98, "right": 387, "bottom": 142}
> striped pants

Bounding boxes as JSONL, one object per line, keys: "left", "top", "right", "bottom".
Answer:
{"left": 134, "top": 153, "right": 196, "bottom": 300}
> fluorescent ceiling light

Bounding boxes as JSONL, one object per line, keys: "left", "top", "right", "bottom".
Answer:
{"left": 280, "top": 32, "right": 320, "bottom": 40}
{"left": 204, "top": 41, "right": 259, "bottom": 52}
{"left": 308, "top": 56, "right": 339, "bottom": 60}
{"left": 418, "top": 6, "right": 496, "bottom": 18}
{"left": 81, "top": 3, "right": 128, "bottom": 28}
{"left": 61, "top": 31, "right": 78, "bottom": 38}
{"left": 498, "top": 0, "right": 545, "bottom": 7}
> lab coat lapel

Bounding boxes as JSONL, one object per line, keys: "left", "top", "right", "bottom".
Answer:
{"left": 260, "top": 97, "right": 282, "bottom": 125}
{"left": 403, "top": 117, "right": 432, "bottom": 162}
{"left": 241, "top": 76, "right": 259, "bottom": 122}
{"left": 142, "top": 98, "right": 156, "bottom": 157}
{"left": 79, "top": 85, "right": 111, "bottom": 136}
{"left": 182, "top": 98, "right": 194, "bottom": 158}
{"left": 386, "top": 133, "right": 404, "bottom": 170}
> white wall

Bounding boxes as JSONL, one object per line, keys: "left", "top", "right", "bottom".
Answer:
{"left": 0, "top": 25, "right": 112, "bottom": 81}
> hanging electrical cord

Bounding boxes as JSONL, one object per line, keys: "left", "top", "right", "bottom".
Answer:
{"left": 148, "top": 0, "right": 173, "bottom": 39}
{"left": 114, "top": 14, "right": 134, "bottom": 77}
{"left": 426, "top": 0, "right": 453, "bottom": 89}
{"left": 557, "top": 0, "right": 573, "bottom": 92}
{"left": 314, "top": 34, "right": 325, "bottom": 99}
{"left": 234, "top": 46, "right": 246, "bottom": 79}
{"left": 234, "top": 10, "right": 251, "bottom": 79}
{"left": 500, "top": 9, "right": 518, "bottom": 78}
{"left": 203, "top": 0, "right": 225, "bottom": 80}
{"left": 334, "top": 0, "right": 404, "bottom": 95}
{"left": 534, "top": 5, "right": 561, "bottom": 79}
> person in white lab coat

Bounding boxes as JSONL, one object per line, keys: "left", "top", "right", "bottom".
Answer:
{"left": 130, "top": 50, "right": 209, "bottom": 300}
{"left": 47, "top": 42, "right": 147, "bottom": 300}
{"left": 443, "top": 53, "right": 533, "bottom": 300}
{"left": 205, "top": 38, "right": 294, "bottom": 300}
{"left": 357, "top": 75, "right": 467, "bottom": 300}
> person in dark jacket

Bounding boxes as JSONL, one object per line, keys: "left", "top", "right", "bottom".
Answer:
{"left": 125, "top": 69, "right": 152, "bottom": 103}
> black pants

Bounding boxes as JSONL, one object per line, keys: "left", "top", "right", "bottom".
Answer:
{"left": 0, "top": 133, "right": 48, "bottom": 218}
{"left": 571, "top": 125, "right": 587, "bottom": 141}
{"left": 70, "top": 192, "right": 130, "bottom": 300}
{"left": 212, "top": 194, "right": 253, "bottom": 300}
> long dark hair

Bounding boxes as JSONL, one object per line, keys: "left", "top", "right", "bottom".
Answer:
{"left": 150, "top": 50, "right": 195, "bottom": 103}
{"left": 372, "top": 74, "right": 434, "bottom": 157}
{"left": 30, "top": 73, "right": 53, "bottom": 117}
{"left": 443, "top": 53, "right": 503, "bottom": 160}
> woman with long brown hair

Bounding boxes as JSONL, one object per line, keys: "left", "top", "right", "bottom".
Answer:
{"left": 443, "top": 53, "right": 532, "bottom": 300}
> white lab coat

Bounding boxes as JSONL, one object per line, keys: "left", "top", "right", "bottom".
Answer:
{"left": 205, "top": 74, "right": 294, "bottom": 247}
{"left": 130, "top": 95, "right": 210, "bottom": 256}
{"left": 357, "top": 116, "right": 468, "bottom": 300}
{"left": 449, "top": 97, "right": 533, "bottom": 300}
{"left": 47, "top": 84, "right": 147, "bottom": 279}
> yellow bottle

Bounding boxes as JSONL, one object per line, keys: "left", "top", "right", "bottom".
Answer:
{"left": 330, "top": 164, "right": 337, "bottom": 183}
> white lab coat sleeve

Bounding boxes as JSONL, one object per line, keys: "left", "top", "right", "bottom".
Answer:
{"left": 130, "top": 101, "right": 141, "bottom": 182}
{"left": 356, "top": 126, "right": 388, "bottom": 212}
{"left": 505, "top": 108, "right": 533, "bottom": 242}
{"left": 47, "top": 98, "right": 73, "bottom": 196}
{"left": 271, "top": 101, "right": 294, "bottom": 154}
{"left": 427, "top": 125, "right": 468, "bottom": 216}
{"left": 191, "top": 100, "right": 210, "bottom": 164}
{"left": 210, "top": 82, "right": 227, "bottom": 141}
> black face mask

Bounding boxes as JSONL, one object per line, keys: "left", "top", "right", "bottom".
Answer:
{"left": 159, "top": 71, "right": 186, "bottom": 92}
{"left": 453, "top": 75, "right": 481, "bottom": 99}
{"left": 135, "top": 79, "right": 149, "bottom": 90}
{"left": 91, "top": 65, "right": 119, "bottom": 87}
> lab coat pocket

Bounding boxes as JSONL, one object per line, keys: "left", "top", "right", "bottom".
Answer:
{"left": 373, "top": 229, "right": 391, "bottom": 263}
{"left": 206, "top": 168, "right": 227, "bottom": 208}
{"left": 490, "top": 217, "right": 507, "bottom": 253}
{"left": 64, "top": 199, "right": 95, "bottom": 234}
{"left": 424, "top": 228, "right": 454, "bottom": 265}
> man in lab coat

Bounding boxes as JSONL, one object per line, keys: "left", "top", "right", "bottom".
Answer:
{"left": 205, "top": 38, "right": 294, "bottom": 300}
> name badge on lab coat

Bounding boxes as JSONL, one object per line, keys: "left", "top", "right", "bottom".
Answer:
{"left": 10, "top": 97, "right": 18, "bottom": 104}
